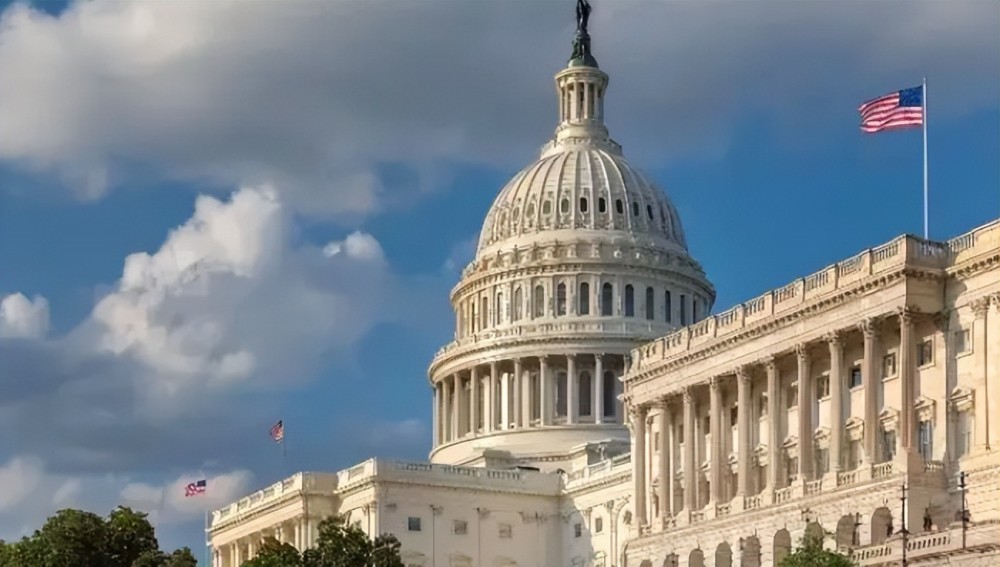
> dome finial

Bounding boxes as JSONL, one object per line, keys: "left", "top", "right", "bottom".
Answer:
{"left": 570, "top": 0, "right": 598, "bottom": 68}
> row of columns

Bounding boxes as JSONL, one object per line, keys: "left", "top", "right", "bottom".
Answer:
{"left": 433, "top": 354, "right": 625, "bottom": 446}
{"left": 215, "top": 518, "right": 316, "bottom": 567}
{"left": 630, "top": 309, "right": 920, "bottom": 528}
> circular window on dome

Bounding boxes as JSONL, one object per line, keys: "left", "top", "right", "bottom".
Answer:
{"left": 542, "top": 200, "right": 552, "bottom": 215}
{"left": 560, "top": 199, "right": 569, "bottom": 214}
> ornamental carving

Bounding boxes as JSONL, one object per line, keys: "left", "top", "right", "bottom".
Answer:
{"left": 971, "top": 297, "right": 991, "bottom": 319}
{"left": 858, "top": 317, "right": 879, "bottom": 338}
{"left": 914, "top": 396, "right": 937, "bottom": 424}
{"left": 845, "top": 417, "right": 865, "bottom": 441}
{"left": 949, "top": 387, "right": 974, "bottom": 413}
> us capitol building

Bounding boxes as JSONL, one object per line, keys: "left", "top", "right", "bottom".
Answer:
{"left": 208, "top": 3, "right": 1000, "bottom": 566}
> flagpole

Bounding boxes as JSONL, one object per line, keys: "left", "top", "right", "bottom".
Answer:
{"left": 204, "top": 510, "right": 210, "bottom": 567}
{"left": 922, "top": 76, "right": 928, "bottom": 239}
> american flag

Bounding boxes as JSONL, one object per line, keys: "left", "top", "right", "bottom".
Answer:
{"left": 184, "top": 479, "right": 207, "bottom": 497}
{"left": 859, "top": 85, "right": 923, "bottom": 133}
{"left": 269, "top": 419, "right": 284, "bottom": 443}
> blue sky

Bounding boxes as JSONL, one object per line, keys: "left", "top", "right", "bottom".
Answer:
{"left": 0, "top": 0, "right": 997, "bottom": 556}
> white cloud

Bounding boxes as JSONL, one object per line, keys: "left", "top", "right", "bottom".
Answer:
{"left": 322, "top": 231, "right": 385, "bottom": 263}
{"left": 0, "top": 293, "right": 50, "bottom": 339}
{"left": 0, "top": 1, "right": 993, "bottom": 216}
{"left": 121, "top": 469, "right": 253, "bottom": 525}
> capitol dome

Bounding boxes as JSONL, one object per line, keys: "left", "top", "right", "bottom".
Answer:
{"left": 427, "top": 6, "right": 714, "bottom": 470}
{"left": 476, "top": 147, "right": 690, "bottom": 258}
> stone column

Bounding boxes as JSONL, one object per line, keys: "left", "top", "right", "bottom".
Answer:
{"left": 859, "top": 318, "right": 879, "bottom": 463}
{"left": 233, "top": 542, "right": 241, "bottom": 566}
{"left": 632, "top": 403, "right": 649, "bottom": 527}
{"left": 828, "top": 331, "right": 844, "bottom": 473}
{"left": 736, "top": 367, "right": 752, "bottom": 496}
{"left": 683, "top": 387, "right": 696, "bottom": 512}
{"left": 594, "top": 354, "right": 605, "bottom": 424}
{"left": 514, "top": 358, "right": 525, "bottom": 428}
{"left": 899, "top": 308, "right": 915, "bottom": 450}
{"left": 294, "top": 521, "right": 302, "bottom": 550}
{"left": 657, "top": 399, "right": 671, "bottom": 524}
{"left": 488, "top": 362, "right": 498, "bottom": 432}
{"left": 709, "top": 377, "right": 723, "bottom": 505}
{"left": 457, "top": 374, "right": 468, "bottom": 438}
{"left": 567, "top": 354, "right": 578, "bottom": 424}
{"left": 450, "top": 374, "right": 459, "bottom": 441}
{"left": 540, "top": 356, "right": 552, "bottom": 425}
{"left": 796, "top": 344, "right": 813, "bottom": 481}
{"left": 766, "top": 357, "right": 781, "bottom": 491}
{"left": 432, "top": 384, "right": 440, "bottom": 446}
{"left": 972, "top": 299, "right": 991, "bottom": 451}
{"left": 470, "top": 366, "right": 480, "bottom": 435}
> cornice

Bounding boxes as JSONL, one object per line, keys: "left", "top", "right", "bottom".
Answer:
{"left": 627, "top": 266, "right": 935, "bottom": 384}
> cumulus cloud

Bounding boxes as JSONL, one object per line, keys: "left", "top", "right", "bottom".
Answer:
{"left": 121, "top": 469, "right": 253, "bottom": 525}
{"left": 0, "top": 0, "right": 994, "bottom": 215}
{"left": 0, "top": 185, "right": 444, "bottom": 540}
{"left": 0, "top": 293, "right": 50, "bottom": 338}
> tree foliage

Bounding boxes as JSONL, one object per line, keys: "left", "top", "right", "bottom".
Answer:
{"left": 242, "top": 516, "right": 403, "bottom": 567}
{"left": 778, "top": 533, "right": 855, "bottom": 567}
{"left": 0, "top": 507, "right": 196, "bottom": 567}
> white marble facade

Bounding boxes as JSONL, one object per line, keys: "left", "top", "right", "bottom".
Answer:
{"left": 208, "top": 10, "right": 1000, "bottom": 567}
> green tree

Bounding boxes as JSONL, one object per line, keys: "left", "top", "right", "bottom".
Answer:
{"left": 243, "top": 515, "right": 403, "bottom": 567}
{"left": 106, "top": 506, "right": 160, "bottom": 567}
{"left": 0, "top": 507, "right": 199, "bottom": 567}
{"left": 163, "top": 547, "right": 199, "bottom": 567}
{"left": 241, "top": 537, "right": 302, "bottom": 567}
{"left": 779, "top": 533, "right": 855, "bottom": 567}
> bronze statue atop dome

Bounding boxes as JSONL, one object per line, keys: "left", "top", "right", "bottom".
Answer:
{"left": 576, "top": 0, "right": 591, "bottom": 35}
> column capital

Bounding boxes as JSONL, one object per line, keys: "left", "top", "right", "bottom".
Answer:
{"left": 794, "top": 342, "right": 810, "bottom": 359}
{"left": 566, "top": 353, "right": 577, "bottom": 361}
{"left": 897, "top": 305, "right": 918, "bottom": 324}
{"left": 971, "top": 297, "right": 991, "bottom": 319}
{"left": 709, "top": 375, "right": 722, "bottom": 391}
{"left": 654, "top": 396, "right": 671, "bottom": 410}
{"left": 594, "top": 353, "right": 604, "bottom": 361}
{"left": 630, "top": 402, "right": 650, "bottom": 420}
{"left": 762, "top": 355, "right": 778, "bottom": 373}
{"left": 858, "top": 317, "right": 879, "bottom": 338}
{"left": 992, "top": 292, "right": 1000, "bottom": 313}
{"left": 736, "top": 366, "right": 750, "bottom": 385}
{"left": 682, "top": 386, "right": 694, "bottom": 405}
{"left": 824, "top": 329, "right": 844, "bottom": 346}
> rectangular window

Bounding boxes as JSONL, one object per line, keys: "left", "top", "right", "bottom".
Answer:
{"left": 729, "top": 406, "right": 738, "bottom": 427}
{"left": 654, "top": 432, "right": 660, "bottom": 452}
{"left": 918, "top": 421, "right": 933, "bottom": 461}
{"left": 680, "top": 294, "right": 687, "bottom": 325}
{"left": 786, "top": 455, "right": 799, "bottom": 482}
{"left": 918, "top": 339, "right": 934, "bottom": 366}
{"left": 574, "top": 523, "right": 582, "bottom": 538}
{"left": 787, "top": 385, "right": 798, "bottom": 409}
{"left": 498, "top": 523, "right": 512, "bottom": 538}
{"left": 814, "top": 447, "right": 829, "bottom": 476}
{"left": 955, "top": 329, "right": 971, "bottom": 354}
{"left": 408, "top": 517, "right": 422, "bottom": 532}
{"left": 881, "top": 429, "right": 897, "bottom": 462}
{"left": 849, "top": 366, "right": 863, "bottom": 389}
{"left": 594, "top": 517, "right": 603, "bottom": 533}
{"left": 816, "top": 375, "right": 830, "bottom": 399}
{"left": 848, "top": 440, "right": 862, "bottom": 469}
{"left": 957, "top": 411, "right": 972, "bottom": 457}
{"left": 453, "top": 520, "right": 467, "bottom": 535}
{"left": 883, "top": 353, "right": 897, "bottom": 378}
{"left": 665, "top": 290, "right": 672, "bottom": 323}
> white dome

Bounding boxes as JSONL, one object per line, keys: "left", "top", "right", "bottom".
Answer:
{"left": 477, "top": 147, "right": 688, "bottom": 258}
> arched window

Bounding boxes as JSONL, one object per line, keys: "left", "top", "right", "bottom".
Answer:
{"left": 601, "top": 283, "right": 613, "bottom": 316}
{"left": 470, "top": 300, "right": 477, "bottom": 333}
{"left": 556, "top": 283, "right": 567, "bottom": 316}
{"left": 632, "top": 202, "right": 640, "bottom": 217}
{"left": 556, "top": 372, "right": 568, "bottom": 418}
{"left": 495, "top": 292, "right": 503, "bottom": 326}
{"left": 580, "top": 197, "right": 589, "bottom": 213}
{"left": 513, "top": 287, "right": 523, "bottom": 321}
{"left": 624, "top": 285, "right": 635, "bottom": 317}
{"left": 579, "top": 282, "right": 590, "bottom": 315}
{"left": 533, "top": 285, "right": 545, "bottom": 318}
{"left": 680, "top": 294, "right": 687, "bottom": 325}
{"left": 665, "top": 290, "right": 672, "bottom": 323}
{"left": 480, "top": 296, "right": 488, "bottom": 329}
{"left": 615, "top": 199, "right": 624, "bottom": 214}
{"left": 602, "top": 371, "right": 616, "bottom": 419}
{"left": 598, "top": 198, "right": 607, "bottom": 213}
{"left": 579, "top": 371, "right": 592, "bottom": 417}
{"left": 692, "top": 297, "right": 699, "bottom": 322}
{"left": 645, "top": 286, "right": 655, "bottom": 320}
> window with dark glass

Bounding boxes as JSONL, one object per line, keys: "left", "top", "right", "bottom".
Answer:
{"left": 556, "top": 283, "right": 567, "bottom": 316}
{"left": 645, "top": 286, "right": 655, "bottom": 320}
{"left": 665, "top": 290, "right": 672, "bottom": 322}
{"left": 579, "top": 282, "right": 590, "bottom": 315}
{"left": 624, "top": 285, "right": 635, "bottom": 317}
{"left": 603, "top": 371, "right": 616, "bottom": 418}
{"left": 601, "top": 283, "right": 613, "bottom": 316}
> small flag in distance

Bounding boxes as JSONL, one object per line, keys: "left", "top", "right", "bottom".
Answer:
{"left": 184, "top": 479, "right": 207, "bottom": 497}
{"left": 270, "top": 419, "right": 284, "bottom": 443}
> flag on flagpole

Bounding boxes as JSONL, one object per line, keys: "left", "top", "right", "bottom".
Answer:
{"left": 269, "top": 419, "right": 285, "bottom": 443}
{"left": 184, "top": 479, "right": 207, "bottom": 497}
{"left": 859, "top": 85, "right": 923, "bottom": 133}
